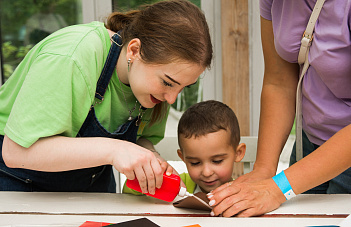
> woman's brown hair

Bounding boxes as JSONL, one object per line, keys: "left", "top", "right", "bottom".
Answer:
{"left": 105, "top": 0, "right": 213, "bottom": 124}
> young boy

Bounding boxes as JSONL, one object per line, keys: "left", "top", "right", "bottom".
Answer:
{"left": 176, "top": 100, "right": 245, "bottom": 194}
{"left": 123, "top": 100, "right": 246, "bottom": 195}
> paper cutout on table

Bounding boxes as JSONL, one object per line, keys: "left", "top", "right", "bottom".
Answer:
{"left": 182, "top": 225, "right": 202, "bottom": 227}
{"left": 79, "top": 218, "right": 159, "bottom": 227}
{"left": 108, "top": 218, "right": 160, "bottom": 227}
{"left": 173, "top": 192, "right": 212, "bottom": 211}
{"left": 79, "top": 221, "right": 111, "bottom": 227}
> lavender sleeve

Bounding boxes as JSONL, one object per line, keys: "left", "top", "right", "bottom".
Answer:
{"left": 259, "top": 0, "right": 273, "bottom": 20}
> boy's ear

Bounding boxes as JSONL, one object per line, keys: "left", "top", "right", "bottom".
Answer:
{"left": 177, "top": 149, "right": 185, "bottom": 161}
{"left": 234, "top": 143, "right": 246, "bottom": 162}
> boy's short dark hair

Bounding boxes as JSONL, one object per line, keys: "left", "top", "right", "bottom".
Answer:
{"left": 177, "top": 100, "right": 240, "bottom": 147}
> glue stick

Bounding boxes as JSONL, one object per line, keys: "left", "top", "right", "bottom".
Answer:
{"left": 126, "top": 173, "right": 191, "bottom": 202}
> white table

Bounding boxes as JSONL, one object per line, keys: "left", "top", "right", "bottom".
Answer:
{"left": 0, "top": 192, "right": 350, "bottom": 226}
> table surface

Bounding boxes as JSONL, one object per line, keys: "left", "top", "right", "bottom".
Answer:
{"left": 0, "top": 192, "right": 350, "bottom": 227}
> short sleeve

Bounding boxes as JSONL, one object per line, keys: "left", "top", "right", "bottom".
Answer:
{"left": 260, "top": 0, "right": 273, "bottom": 20}
{"left": 5, "top": 54, "right": 92, "bottom": 148}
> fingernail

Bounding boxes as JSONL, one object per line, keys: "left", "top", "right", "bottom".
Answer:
{"left": 209, "top": 200, "right": 216, "bottom": 206}
{"left": 210, "top": 211, "right": 215, "bottom": 216}
{"left": 166, "top": 172, "right": 171, "bottom": 176}
{"left": 207, "top": 194, "right": 213, "bottom": 199}
{"left": 149, "top": 190, "right": 155, "bottom": 195}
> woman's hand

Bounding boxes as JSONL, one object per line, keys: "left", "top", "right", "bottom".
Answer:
{"left": 207, "top": 178, "right": 285, "bottom": 217}
{"left": 233, "top": 167, "right": 276, "bottom": 185}
{"left": 156, "top": 154, "right": 186, "bottom": 189}
{"left": 111, "top": 141, "right": 164, "bottom": 195}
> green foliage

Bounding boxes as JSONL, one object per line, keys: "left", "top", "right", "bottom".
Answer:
{"left": 1, "top": 0, "right": 80, "bottom": 82}
{"left": 2, "top": 42, "right": 32, "bottom": 80}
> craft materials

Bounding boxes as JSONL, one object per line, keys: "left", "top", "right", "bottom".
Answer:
{"left": 126, "top": 173, "right": 191, "bottom": 202}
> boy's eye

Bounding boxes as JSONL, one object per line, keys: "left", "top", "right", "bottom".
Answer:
{"left": 190, "top": 162, "right": 200, "bottom": 166}
{"left": 213, "top": 160, "right": 223, "bottom": 164}
{"left": 163, "top": 80, "right": 173, "bottom": 87}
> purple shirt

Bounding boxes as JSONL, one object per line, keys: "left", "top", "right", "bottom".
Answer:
{"left": 260, "top": 0, "right": 351, "bottom": 145}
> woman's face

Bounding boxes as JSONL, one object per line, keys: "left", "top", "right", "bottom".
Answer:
{"left": 128, "top": 58, "right": 205, "bottom": 108}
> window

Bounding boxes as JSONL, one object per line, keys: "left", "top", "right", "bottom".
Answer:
{"left": 0, "top": 0, "right": 83, "bottom": 84}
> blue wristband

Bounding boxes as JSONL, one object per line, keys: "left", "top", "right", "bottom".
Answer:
{"left": 272, "top": 171, "right": 296, "bottom": 200}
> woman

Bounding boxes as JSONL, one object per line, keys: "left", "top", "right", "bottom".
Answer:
{"left": 0, "top": 0, "right": 212, "bottom": 194}
{"left": 207, "top": 0, "right": 350, "bottom": 217}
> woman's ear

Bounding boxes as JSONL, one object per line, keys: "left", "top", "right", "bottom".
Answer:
{"left": 234, "top": 143, "right": 246, "bottom": 162}
{"left": 177, "top": 149, "right": 185, "bottom": 162}
{"left": 126, "top": 38, "right": 141, "bottom": 61}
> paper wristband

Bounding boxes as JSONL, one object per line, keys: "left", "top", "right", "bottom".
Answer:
{"left": 272, "top": 171, "right": 296, "bottom": 200}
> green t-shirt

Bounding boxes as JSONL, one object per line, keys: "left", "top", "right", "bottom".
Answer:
{"left": 0, "top": 21, "right": 167, "bottom": 148}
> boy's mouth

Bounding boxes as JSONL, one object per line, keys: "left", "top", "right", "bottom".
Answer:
{"left": 202, "top": 179, "right": 218, "bottom": 186}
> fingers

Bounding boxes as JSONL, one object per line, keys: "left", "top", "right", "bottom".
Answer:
{"left": 208, "top": 180, "right": 236, "bottom": 197}
{"left": 134, "top": 152, "right": 163, "bottom": 194}
{"left": 213, "top": 197, "right": 249, "bottom": 217}
{"left": 208, "top": 182, "right": 253, "bottom": 217}
{"left": 150, "top": 157, "right": 163, "bottom": 191}
{"left": 134, "top": 166, "right": 148, "bottom": 194}
{"left": 166, "top": 164, "right": 174, "bottom": 176}
{"left": 208, "top": 179, "right": 285, "bottom": 217}
{"left": 158, "top": 158, "right": 168, "bottom": 175}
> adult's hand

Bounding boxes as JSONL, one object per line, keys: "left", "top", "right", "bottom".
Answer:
{"left": 233, "top": 167, "right": 277, "bottom": 184}
{"left": 207, "top": 178, "right": 286, "bottom": 217}
{"left": 112, "top": 141, "right": 164, "bottom": 195}
{"left": 156, "top": 155, "right": 186, "bottom": 189}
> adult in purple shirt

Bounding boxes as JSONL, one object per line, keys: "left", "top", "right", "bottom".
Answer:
{"left": 207, "top": 0, "right": 351, "bottom": 217}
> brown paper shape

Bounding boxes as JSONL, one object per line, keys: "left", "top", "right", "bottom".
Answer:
{"left": 173, "top": 192, "right": 212, "bottom": 211}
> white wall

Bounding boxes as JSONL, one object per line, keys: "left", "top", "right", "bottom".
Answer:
{"left": 249, "top": 0, "right": 264, "bottom": 136}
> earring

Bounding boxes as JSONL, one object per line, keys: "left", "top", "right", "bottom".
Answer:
{"left": 127, "top": 58, "right": 131, "bottom": 72}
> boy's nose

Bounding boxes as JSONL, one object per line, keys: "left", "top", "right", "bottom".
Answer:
{"left": 202, "top": 164, "right": 214, "bottom": 177}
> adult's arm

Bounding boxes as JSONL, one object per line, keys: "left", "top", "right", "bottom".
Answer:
{"left": 207, "top": 17, "right": 351, "bottom": 217}
{"left": 2, "top": 134, "right": 164, "bottom": 195}
{"left": 209, "top": 123, "right": 351, "bottom": 217}
{"left": 235, "top": 16, "right": 299, "bottom": 183}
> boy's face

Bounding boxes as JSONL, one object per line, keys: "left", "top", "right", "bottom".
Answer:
{"left": 177, "top": 129, "right": 244, "bottom": 193}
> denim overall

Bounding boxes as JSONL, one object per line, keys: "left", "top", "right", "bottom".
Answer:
{"left": 0, "top": 32, "right": 140, "bottom": 192}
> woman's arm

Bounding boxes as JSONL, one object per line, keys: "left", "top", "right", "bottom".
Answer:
{"left": 2, "top": 134, "right": 163, "bottom": 194}
{"left": 207, "top": 17, "right": 351, "bottom": 217}
{"left": 286, "top": 124, "right": 351, "bottom": 195}
{"left": 254, "top": 17, "right": 299, "bottom": 177}
{"left": 235, "top": 17, "right": 299, "bottom": 184}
